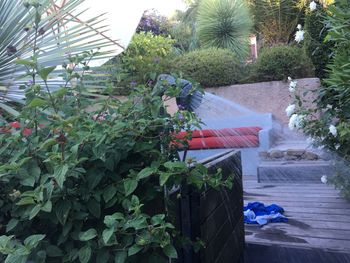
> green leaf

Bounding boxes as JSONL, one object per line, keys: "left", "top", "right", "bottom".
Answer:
{"left": 104, "top": 212, "right": 124, "bottom": 228}
{"left": 102, "top": 228, "right": 114, "bottom": 244}
{"left": 164, "top": 161, "right": 187, "bottom": 171}
{"left": 0, "top": 235, "right": 13, "bottom": 247}
{"left": 151, "top": 214, "right": 165, "bottom": 226}
{"left": 6, "top": 219, "right": 19, "bottom": 232}
{"left": 79, "top": 229, "right": 97, "bottom": 241}
{"left": 103, "top": 185, "right": 117, "bottom": 203}
{"left": 96, "top": 249, "right": 110, "bottom": 263}
{"left": 114, "top": 251, "right": 127, "bottom": 263}
{"left": 124, "top": 179, "right": 138, "bottom": 196}
{"left": 15, "top": 59, "right": 36, "bottom": 67}
{"left": 52, "top": 88, "right": 67, "bottom": 98}
{"left": 128, "top": 244, "right": 143, "bottom": 256}
{"left": 126, "top": 217, "right": 147, "bottom": 230}
{"left": 62, "top": 221, "right": 73, "bottom": 237}
{"left": 5, "top": 254, "right": 27, "bottom": 263}
{"left": 55, "top": 200, "right": 71, "bottom": 225}
{"left": 16, "top": 197, "right": 35, "bottom": 206}
{"left": 163, "top": 244, "right": 178, "bottom": 259}
{"left": 87, "top": 198, "right": 101, "bottom": 218}
{"left": 36, "top": 250, "right": 47, "bottom": 263}
{"left": 29, "top": 205, "right": 41, "bottom": 220}
{"left": 79, "top": 246, "right": 92, "bottom": 263}
{"left": 39, "top": 66, "right": 56, "bottom": 81}
{"left": 27, "top": 98, "right": 47, "bottom": 108}
{"left": 159, "top": 173, "right": 171, "bottom": 186}
{"left": 86, "top": 171, "right": 102, "bottom": 191}
{"left": 39, "top": 138, "right": 57, "bottom": 150}
{"left": 53, "top": 165, "right": 69, "bottom": 188}
{"left": 137, "top": 167, "right": 156, "bottom": 180}
{"left": 41, "top": 201, "right": 52, "bottom": 212}
{"left": 24, "top": 234, "right": 45, "bottom": 249}
{"left": 46, "top": 245, "right": 63, "bottom": 257}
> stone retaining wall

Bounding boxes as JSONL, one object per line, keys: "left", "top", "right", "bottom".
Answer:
{"left": 205, "top": 78, "right": 320, "bottom": 126}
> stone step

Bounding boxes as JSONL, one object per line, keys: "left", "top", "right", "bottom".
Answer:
{"left": 257, "top": 161, "right": 334, "bottom": 183}
{"left": 260, "top": 149, "right": 322, "bottom": 161}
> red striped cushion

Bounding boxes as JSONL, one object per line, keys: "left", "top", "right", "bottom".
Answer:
{"left": 187, "top": 135, "right": 259, "bottom": 150}
{"left": 176, "top": 127, "right": 262, "bottom": 139}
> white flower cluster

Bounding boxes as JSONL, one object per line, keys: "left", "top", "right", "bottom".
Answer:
{"left": 285, "top": 104, "right": 296, "bottom": 117}
{"left": 288, "top": 114, "right": 304, "bottom": 130}
{"left": 289, "top": 80, "right": 297, "bottom": 92}
{"left": 310, "top": 1, "right": 317, "bottom": 11}
{"left": 329, "top": 124, "right": 337, "bottom": 137}
{"left": 321, "top": 175, "right": 328, "bottom": 184}
{"left": 295, "top": 24, "right": 304, "bottom": 43}
{"left": 288, "top": 76, "right": 297, "bottom": 92}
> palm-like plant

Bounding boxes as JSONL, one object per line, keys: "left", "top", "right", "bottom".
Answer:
{"left": 247, "top": 0, "right": 305, "bottom": 45}
{"left": 196, "top": 0, "right": 253, "bottom": 59}
{"left": 0, "top": 0, "right": 120, "bottom": 118}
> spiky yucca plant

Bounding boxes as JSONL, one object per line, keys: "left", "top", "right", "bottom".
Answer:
{"left": 196, "top": 0, "right": 253, "bottom": 59}
{"left": 0, "top": 0, "right": 119, "bottom": 118}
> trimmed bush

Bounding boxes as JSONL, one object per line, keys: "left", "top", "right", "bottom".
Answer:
{"left": 255, "top": 45, "right": 314, "bottom": 81}
{"left": 115, "top": 32, "right": 175, "bottom": 85}
{"left": 174, "top": 48, "right": 241, "bottom": 87}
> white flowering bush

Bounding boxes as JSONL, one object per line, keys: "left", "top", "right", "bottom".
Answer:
{"left": 310, "top": 1, "right": 317, "bottom": 12}
{"left": 287, "top": 0, "right": 350, "bottom": 199}
{"left": 295, "top": 24, "right": 304, "bottom": 43}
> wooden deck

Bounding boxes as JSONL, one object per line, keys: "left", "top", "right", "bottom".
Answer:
{"left": 243, "top": 176, "right": 350, "bottom": 258}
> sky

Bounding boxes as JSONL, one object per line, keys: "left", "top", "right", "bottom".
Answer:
{"left": 80, "top": 0, "right": 187, "bottom": 63}
{"left": 147, "top": 0, "right": 187, "bottom": 16}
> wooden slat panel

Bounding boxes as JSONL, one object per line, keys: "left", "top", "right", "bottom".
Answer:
{"left": 245, "top": 224, "right": 350, "bottom": 241}
{"left": 246, "top": 234, "right": 350, "bottom": 252}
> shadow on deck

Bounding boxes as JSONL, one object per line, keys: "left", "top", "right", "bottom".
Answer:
{"left": 243, "top": 176, "right": 350, "bottom": 263}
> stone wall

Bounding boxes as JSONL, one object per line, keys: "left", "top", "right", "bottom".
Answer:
{"left": 205, "top": 78, "right": 320, "bottom": 126}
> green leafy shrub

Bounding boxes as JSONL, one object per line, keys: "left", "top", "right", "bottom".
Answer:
{"left": 304, "top": 4, "right": 333, "bottom": 79}
{"left": 174, "top": 48, "right": 242, "bottom": 87}
{"left": 0, "top": 62, "right": 231, "bottom": 263}
{"left": 289, "top": 0, "right": 350, "bottom": 199}
{"left": 116, "top": 32, "right": 176, "bottom": 85}
{"left": 255, "top": 45, "right": 314, "bottom": 81}
{"left": 0, "top": 5, "right": 232, "bottom": 263}
{"left": 197, "top": 0, "right": 253, "bottom": 59}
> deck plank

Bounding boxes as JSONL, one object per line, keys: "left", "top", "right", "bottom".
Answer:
{"left": 243, "top": 178, "right": 350, "bottom": 254}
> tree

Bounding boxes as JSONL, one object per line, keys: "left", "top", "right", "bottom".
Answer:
{"left": 247, "top": 0, "right": 305, "bottom": 46}
{"left": 136, "top": 9, "right": 171, "bottom": 36}
{"left": 0, "top": 0, "right": 118, "bottom": 118}
{"left": 304, "top": 1, "right": 333, "bottom": 79}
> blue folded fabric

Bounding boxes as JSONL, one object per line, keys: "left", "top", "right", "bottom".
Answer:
{"left": 244, "top": 202, "right": 288, "bottom": 225}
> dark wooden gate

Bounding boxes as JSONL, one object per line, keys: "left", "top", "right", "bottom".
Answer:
{"left": 175, "top": 150, "right": 244, "bottom": 263}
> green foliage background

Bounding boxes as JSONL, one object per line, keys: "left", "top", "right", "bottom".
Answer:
{"left": 291, "top": 0, "right": 350, "bottom": 199}
{"left": 110, "top": 32, "right": 175, "bottom": 88}
{"left": 303, "top": 4, "right": 333, "bottom": 79}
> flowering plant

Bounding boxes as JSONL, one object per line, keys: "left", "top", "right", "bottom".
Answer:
{"left": 0, "top": 3, "right": 232, "bottom": 262}
{"left": 287, "top": 0, "right": 350, "bottom": 199}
